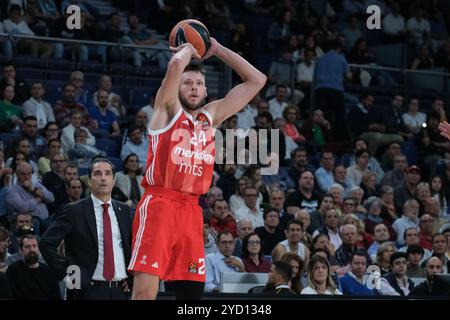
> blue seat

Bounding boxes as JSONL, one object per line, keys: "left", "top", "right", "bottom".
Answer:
{"left": 95, "top": 138, "right": 119, "bottom": 157}
{"left": 340, "top": 153, "right": 354, "bottom": 168}
{"left": 400, "top": 141, "right": 418, "bottom": 166}
{"left": 0, "top": 133, "right": 20, "bottom": 151}
{"left": 108, "top": 157, "right": 123, "bottom": 172}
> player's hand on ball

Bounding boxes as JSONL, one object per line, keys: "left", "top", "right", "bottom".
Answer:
{"left": 170, "top": 42, "right": 201, "bottom": 60}
{"left": 201, "top": 37, "right": 219, "bottom": 61}
{"left": 439, "top": 121, "right": 450, "bottom": 140}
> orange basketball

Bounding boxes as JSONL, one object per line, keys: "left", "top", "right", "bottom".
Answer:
{"left": 169, "top": 19, "right": 211, "bottom": 57}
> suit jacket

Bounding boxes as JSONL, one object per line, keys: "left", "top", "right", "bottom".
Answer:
{"left": 39, "top": 197, "right": 132, "bottom": 294}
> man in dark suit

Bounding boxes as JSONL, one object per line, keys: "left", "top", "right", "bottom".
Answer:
{"left": 263, "top": 261, "right": 296, "bottom": 295}
{"left": 40, "top": 158, "right": 132, "bottom": 300}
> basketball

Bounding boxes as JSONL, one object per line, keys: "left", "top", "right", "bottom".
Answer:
{"left": 169, "top": 19, "right": 211, "bottom": 57}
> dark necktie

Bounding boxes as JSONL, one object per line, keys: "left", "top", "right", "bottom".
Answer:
{"left": 101, "top": 203, "right": 114, "bottom": 282}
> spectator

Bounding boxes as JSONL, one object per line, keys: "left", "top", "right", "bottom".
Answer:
{"left": 286, "top": 171, "right": 320, "bottom": 215}
{"left": 348, "top": 138, "right": 384, "bottom": 183}
{"left": 255, "top": 207, "right": 285, "bottom": 256}
{"left": 41, "top": 153, "right": 68, "bottom": 215}
{"left": 309, "top": 194, "right": 334, "bottom": 234}
{"left": 379, "top": 186, "right": 399, "bottom": 224}
{"left": 267, "top": 84, "right": 288, "bottom": 120}
{"left": 217, "top": 164, "right": 238, "bottom": 202}
{"left": 339, "top": 249, "right": 375, "bottom": 295}
{"left": 346, "top": 149, "right": 371, "bottom": 187}
{"left": 272, "top": 219, "right": 310, "bottom": 265}
{"left": 410, "top": 256, "right": 444, "bottom": 296}
{"left": 424, "top": 233, "right": 450, "bottom": 274}
{"left": 0, "top": 84, "right": 22, "bottom": 133}
{"left": 282, "top": 105, "right": 304, "bottom": 144}
{"left": 342, "top": 213, "right": 373, "bottom": 250}
{"left": 418, "top": 214, "right": 435, "bottom": 251}
{"left": 0, "top": 62, "right": 29, "bottom": 105}
{"left": 40, "top": 158, "right": 132, "bottom": 300}
{"left": 0, "top": 227, "right": 10, "bottom": 272}
{"left": 398, "top": 228, "right": 432, "bottom": 263}
{"left": 2, "top": 5, "right": 54, "bottom": 58}
{"left": 368, "top": 223, "right": 391, "bottom": 261}
{"left": 53, "top": 83, "right": 95, "bottom": 131}
{"left": 42, "top": 121, "right": 60, "bottom": 142}
{"left": 333, "top": 166, "right": 354, "bottom": 196}
{"left": 68, "top": 71, "right": 89, "bottom": 106}
{"left": 296, "top": 48, "right": 315, "bottom": 92}
{"left": 382, "top": 1, "right": 407, "bottom": 42}
{"left": 22, "top": 81, "right": 55, "bottom": 130}
{"left": 380, "top": 142, "right": 402, "bottom": 172}
{"left": 301, "top": 254, "right": 342, "bottom": 295}
{"left": 6, "top": 234, "right": 61, "bottom": 299}
{"left": 393, "top": 166, "right": 421, "bottom": 214}
{"left": 268, "top": 188, "right": 290, "bottom": 228}
{"left": 235, "top": 186, "right": 264, "bottom": 229}
{"left": 233, "top": 219, "right": 253, "bottom": 258}
{"left": 393, "top": 199, "right": 420, "bottom": 246}
{"left": 314, "top": 151, "right": 335, "bottom": 193}
{"left": 411, "top": 45, "right": 434, "bottom": 70}
{"left": 406, "top": 6, "right": 431, "bottom": 46}
{"left": 203, "top": 215, "right": 217, "bottom": 256}
{"left": 114, "top": 154, "right": 144, "bottom": 209}
{"left": 61, "top": 110, "right": 96, "bottom": 152}
{"left": 126, "top": 14, "right": 171, "bottom": 70}
{"left": 6, "top": 162, "right": 54, "bottom": 226}
{"left": 205, "top": 231, "right": 245, "bottom": 293}
{"left": 66, "top": 178, "right": 83, "bottom": 203}
{"left": 425, "top": 197, "right": 448, "bottom": 233}
{"left": 360, "top": 172, "right": 377, "bottom": 201}
{"left": 402, "top": 97, "right": 426, "bottom": 135}
{"left": 242, "top": 233, "right": 272, "bottom": 273}
{"left": 20, "top": 116, "right": 46, "bottom": 162}
{"left": 373, "top": 241, "right": 396, "bottom": 276}
{"left": 381, "top": 154, "right": 407, "bottom": 189}
{"left": 364, "top": 196, "right": 397, "bottom": 242}
{"left": 92, "top": 75, "right": 125, "bottom": 117}
{"left": 287, "top": 147, "right": 316, "bottom": 187}
{"left": 202, "top": 187, "right": 224, "bottom": 219}
{"left": 295, "top": 209, "right": 313, "bottom": 248}
{"left": 69, "top": 128, "right": 106, "bottom": 163}
{"left": 263, "top": 260, "right": 296, "bottom": 295}
{"left": 300, "top": 108, "right": 334, "bottom": 154}
{"left": 281, "top": 252, "right": 305, "bottom": 294}
{"left": 89, "top": 89, "right": 121, "bottom": 137}
{"left": 7, "top": 211, "right": 32, "bottom": 254}
{"left": 378, "top": 252, "right": 415, "bottom": 296}
{"left": 430, "top": 175, "right": 447, "bottom": 219}
{"left": 230, "top": 22, "right": 253, "bottom": 63}
{"left": 384, "top": 94, "right": 412, "bottom": 141}
{"left": 210, "top": 199, "right": 237, "bottom": 238}
{"left": 335, "top": 224, "right": 363, "bottom": 267}
{"left": 120, "top": 125, "right": 148, "bottom": 171}
{"left": 314, "top": 39, "right": 352, "bottom": 140}
{"left": 313, "top": 209, "right": 342, "bottom": 250}
{"left": 406, "top": 244, "right": 426, "bottom": 278}
{"left": 330, "top": 182, "right": 345, "bottom": 214}
{"left": 267, "top": 9, "right": 294, "bottom": 52}
{"left": 122, "top": 110, "right": 148, "bottom": 145}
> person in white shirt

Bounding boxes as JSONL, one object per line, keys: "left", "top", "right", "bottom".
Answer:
{"left": 3, "top": 4, "right": 54, "bottom": 58}
{"left": 296, "top": 49, "right": 315, "bottom": 89}
{"left": 268, "top": 84, "right": 289, "bottom": 120}
{"left": 235, "top": 186, "right": 264, "bottom": 229}
{"left": 61, "top": 110, "right": 95, "bottom": 152}
{"left": 406, "top": 6, "right": 431, "bottom": 46}
{"left": 272, "top": 219, "right": 310, "bottom": 264}
{"left": 205, "top": 231, "right": 244, "bottom": 293}
{"left": 377, "top": 252, "right": 415, "bottom": 296}
{"left": 22, "top": 81, "right": 55, "bottom": 130}
{"left": 301, "top": 254, "right": 342, "bottom": 295}
{"left": 402, "top": 97, "right": 426, "bottom": 134}
{"left": 382, "top": 1, "right": 407, "bottom": 40}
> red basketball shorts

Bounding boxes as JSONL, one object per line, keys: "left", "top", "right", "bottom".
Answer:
{"left": 128, "top": 186, "right": 205, "bottom": 282}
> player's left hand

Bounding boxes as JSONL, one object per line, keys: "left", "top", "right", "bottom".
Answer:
{"left": 201, "top": 37, "right": 219, "bottom": 61}
{"left": 439, "top": 121, "right": 450, "bottom": 140}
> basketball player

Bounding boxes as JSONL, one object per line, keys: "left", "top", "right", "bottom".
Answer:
{"left": 439, "top": 121, "right": 450, "bottom": 140}
{"left": 128, "top": 37, "right": 267, "bottom": 300}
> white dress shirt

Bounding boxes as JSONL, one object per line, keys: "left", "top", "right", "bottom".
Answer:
{"left": 91, "top": 194, "right": 127, "bottom": 281}
{"left": 234, "top": 205, "right": 264, "bottom": 228}
{"left": 205, "top": 251, "right": 243, "bottom": 292}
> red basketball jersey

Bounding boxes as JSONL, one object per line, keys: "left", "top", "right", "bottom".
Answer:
{"left": 143, "top": 108, "right": 215, "bottom": 195}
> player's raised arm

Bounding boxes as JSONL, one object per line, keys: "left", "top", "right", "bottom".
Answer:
{"left": 203, "top": 38, "right": 267, "bottom": 127}
{"left": 153, "top": 43, "right": 201, "bottom": 116}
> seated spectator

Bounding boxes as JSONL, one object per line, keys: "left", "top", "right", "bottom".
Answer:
{"left": 350, "top": 186, "right": 367, "bottom": 215}
{"left": 342, "top": 214, "right": 373, "bottom": 250}
{"left": 406, "top": 6, "right": 431, "bottom": 47}
{"left": 309, "top": 194, "right": 334, "bottom": 234}
{"left": 402, "top": 97, "right": 426, "bottom": 135}
{"left": 6, "top": 162, "right": 54, "bottom": 227}
{"left": 210, "top": 199, "right": 237, "bottom": 239}
{"left": 393, "top": 199, "right": 420, "bottom": 246}
{"left": 314, "top": 151, "right": 335, "bottom": 193}
{"left": 398, "top": 228, "right": 432, "bottom": 263}
{"left": 382, "top": 1, "right": 407, "bottom": 42}
{"left": 411, "top": 45, "right": 434, "bottom": 70}
{"left": 41, "top": 153, "right": 68, "bottom": 214}
{"left": 379, "top": 186, "right": 399, "bottom": 224}
{"left": 381, "top": 155, "right": 407, "bottom": 189}
{"left": 235, "top": 186, "right": 264, "bottom": 229}
{"left": 348, "top": 138, "right": 384, "bottom": 183}
{"left": 406, "top": 244, "right": 426, "bottom": 278}
{"left": 430, "top": 175, "right": 447, "bottom": 219}
{"left": 92, "top": 75, "right": 125, "bottom": 117}
{"left": 262, "top": 261, "right": 296, "bottom": 295}
{"left": 22, "top": 81, "right": 55, "bottom": 130}
{"left": 0, "top": 62, "right": 30, "bottom": 105}
{"left": 68, "top": 71, "right": 90, "bottom": 106}
{"left": 313, "top": 209, "right": 342, "bottom": 250}
{"left": 311, "top": 233, "right": 339, "bottom": 269}
{"left": 347, "top": 38, "right": 374, "bottom": 87}
{"left": 372, "top": 241, "right": 396, "bottom": 276}
{"left": 0, "top": 84, "right": 22, "bottom": 133}
{"left": 282, "top": 105, "right": 305, "bottom": 144}
{"left": 126, "top": 14, "right": 171, "bottom": 70}
{"left": 233, "top": 219, "right": 253, "bottom": 258}
{"left": 410, "top": 256, "right": 444, "bottom": 296}
{"left": 5, "top": 138, "right": 39, "bottom": 177}
{"left": 267, "top": 9, "right": 294, "bottom": 52}
{"left": 0, "top": 227, "right": 10, "bottom": 272}
{"left": 53, "top": 83, "right": 95, "bottom": 131}
{"left": 425, "top": 197, "right": 448, "bottom": 234}
{"left": 339, "top": 249, "right": 375, "bottom": 295}
{"left": 89, "top": 89, "right": 121, "bottom": 137}
{"left": 6, "top": 234, "right": 61, "bottom": 299}
{"left": 368, "top": 223, "right": 391, "bottom": 261}
{"left": 346, "top": 149, "right": 371, "bottom": 187}
{"left": 360, "top": 172, "right": 377, "bottom": 201}
{"left": 342, "top": 15, "right": 362, "bottom": 52}
{"left": 300, "top": 109, "right": 333, "bottom": 154}
{"left": 7, "top": 211, "right": 32, "bottom": 254}
{"left": 122, "top": 110, "right": 148, "bottom": 145}
{"left": 287, "top": 147, "right": 316, "bottom": 187}
{"left": 333, "top": 166, "right": 354, "bottom": 196}
{"left": 378, "top": 252, "right": 415, "bottom": 296}
{"left": 380, "top": 142, "right": 402, "bottom": 172}
{"left": 203, "top": 215, "right": 218, "bottom": 256}
{"left": 120, "top": 125, "right": 149, "bottom": 171}
{"left": 281, "top": 252, "right": 305, "bottom": 294}
{"left": 114, "top": 153, "right": 144, "bottom": 208}
{"left": 364, "top": 196, "right": 397, "bottom": 241}
{"left": 20, "top": 116, "right": 47, "bottom": 162}
{"left": 335, "top": 224, "right": 367, "bottom": 267}
{"left": 242, "top": 233, "right": 272, "bottom": 273}
{"left": 205, "top": 231, "right": 245, "bottom": 293}
{"left": 393, "top": 166, "right": 420, "bottom": 214}
{"left": 68, "top": 128, "right": 106, "bottom": 163}
{"left": 2, "top": 5, "right": 54, "bottom": 58}
{"left": 423, "top": 233, "right": 450, "bottom": 273}
{"left": 272, "top": 220, "right": 310, "bottom": 265}
{"left": 65, "top": 178, "right": 83, "bottom": 204}
{"left": 28, "top": 0, "right": 60, "bottom": 37}
{"left": 296, "top": 48, "right": 316, "bottom": 91}
{"left": 61, "top": 110, "right": 95, "bottom": 153}
{"left": 217, "top": 163, "right": 238, "bottom": 202}
{"left": 42, "top": 121, "right": 60, "bottom": 142}
{"left": 285, "top": 171, "right": 320, "bottom": 215}
{"left": 301, "top": 255, "right": 342, "bottom": 295}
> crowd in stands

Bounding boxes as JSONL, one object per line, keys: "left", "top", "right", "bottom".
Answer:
{"left": 1, "top": 0, "right": 450, "bottom": 299}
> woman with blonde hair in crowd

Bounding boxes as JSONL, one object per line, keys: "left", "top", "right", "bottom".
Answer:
{"left": 341, "top": 214, "right": 373, "bottom": 250}
{"left": 281, "top": 252, "right": 305, "bottom": 294}
{"left": 360, "top": 171, "right": 377, "bottom": 201}
{"left": 373, "top": 241, "right": 396, "bottom": 276}
{"left": 414, "top": 182, "right": 431, "bottom": 216}
{"left": 301, "top": 254, "right": 342, "bottom": 295}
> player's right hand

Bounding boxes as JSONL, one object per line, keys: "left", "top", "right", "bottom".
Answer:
{"left": 169, "top": 42, "right": 201, "bottom": 60}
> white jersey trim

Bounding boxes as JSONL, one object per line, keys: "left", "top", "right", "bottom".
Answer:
{"left": 147, "top": 108, "right": 182, "bottom": 135}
